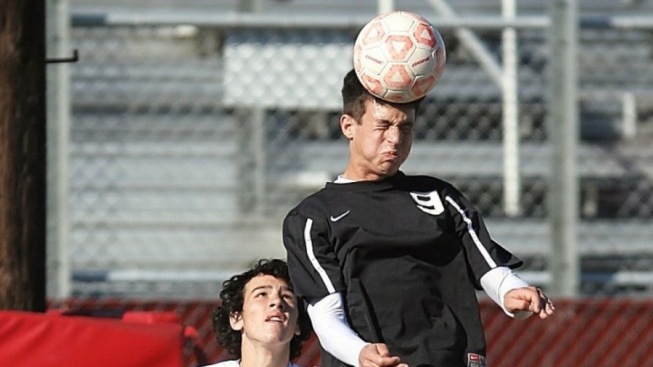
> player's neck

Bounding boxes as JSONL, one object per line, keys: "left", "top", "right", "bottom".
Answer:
{"left": 341, "top": 166, "right": 394, "bottom": 182}
{"left": 239, "top": 341, "right": 290, "bottom": 367}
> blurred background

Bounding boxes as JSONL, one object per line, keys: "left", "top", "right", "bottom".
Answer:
{"left": 45, "top": 0, "right": 653, "bottom": 365}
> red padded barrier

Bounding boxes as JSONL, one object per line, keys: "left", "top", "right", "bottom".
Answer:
{"left": 47, "top": 298, "right": 653, "bottom": 367}
{"left": 0, "top": 310, "right": 184, "bottom": 367}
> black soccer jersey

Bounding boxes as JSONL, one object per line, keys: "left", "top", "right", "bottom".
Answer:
{"left": 283, "top": 172, "right": 523, "bottom": 367}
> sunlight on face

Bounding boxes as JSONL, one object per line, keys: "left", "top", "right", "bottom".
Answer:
{"left": 345, "top": 99, "right": 415, "bottom": 181}
{"left": 230, "top": 275, "right": 299, "bottom": 349}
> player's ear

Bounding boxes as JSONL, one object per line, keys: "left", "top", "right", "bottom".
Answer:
{"left": 229, "top": 311, "right": 243, "bottom": 331}
{"left": 340, "top": 114, "right": 356, "bottom": 140}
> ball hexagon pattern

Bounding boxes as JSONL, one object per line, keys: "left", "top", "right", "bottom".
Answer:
{"left": 353, "top": 11, "right": 446, "bottom": 103}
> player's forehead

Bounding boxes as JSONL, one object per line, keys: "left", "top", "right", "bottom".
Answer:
{"left": 363, "top": 98, "right": 415, "bottom": 124}
{"left": 244, "top": 274, "right": 291, "bottom": 294}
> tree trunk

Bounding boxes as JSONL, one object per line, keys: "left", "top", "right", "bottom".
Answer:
{"left": 0, "top": 0, "right": 47, "bottom": 311}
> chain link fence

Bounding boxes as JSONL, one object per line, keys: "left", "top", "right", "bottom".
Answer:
{"left": 50, "top": 1, "right": 653, "bottom": 300}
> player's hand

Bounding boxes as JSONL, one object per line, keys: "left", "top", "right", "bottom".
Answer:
{"left": 504, "top": 286, "right": 555, "bottom": 319}
{"left": 359, "top": 343, "right": 408, "bottom": 367}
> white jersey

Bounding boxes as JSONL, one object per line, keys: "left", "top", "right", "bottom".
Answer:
{"left": 204, "top": 361, "right": 303, "bottom": 367}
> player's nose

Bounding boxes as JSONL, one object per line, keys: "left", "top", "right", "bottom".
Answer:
{"left": 386, "top": 126, "right": 400, "bottom": 143}
{"left": 268, "top": 294, "right": 284, "bottom": 309}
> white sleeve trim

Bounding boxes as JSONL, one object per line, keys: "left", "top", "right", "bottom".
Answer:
{"left": 480, "top": 266, "right": 533, "bottom": 319}
{"left": 307, "top": 293, "right": 369, "bottom": 367}
{"left": 444, "top": 196, "right": 497, "bottom": 268}
{"left": 303, "top": 218, "right": 336, "bottom": 294}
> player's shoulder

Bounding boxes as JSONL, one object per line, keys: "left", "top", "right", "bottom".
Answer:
{"left": 285, "top": 187, "right": 336, "bottom": 219}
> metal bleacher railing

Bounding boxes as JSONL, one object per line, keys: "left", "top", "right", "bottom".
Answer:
{"left": 47, "top": 1, "right": 653, "bottom": 299}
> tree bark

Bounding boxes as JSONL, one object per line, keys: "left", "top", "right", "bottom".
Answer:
{"left": 0, "top": 0, "right": 47, "bottom": 311}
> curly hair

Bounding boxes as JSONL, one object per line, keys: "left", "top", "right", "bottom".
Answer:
{"left": 341, "top": 68, "right": 423, "bottom": 122}
{"left": 211, "top": 259, "right": 312, "bottom": 360}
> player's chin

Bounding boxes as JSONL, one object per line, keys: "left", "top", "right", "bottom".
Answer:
{"left": 377, "top": 163, "right": 401, "bottom": 177}
{"left": 384, "top": 156, "right": 406, "bottom": 170}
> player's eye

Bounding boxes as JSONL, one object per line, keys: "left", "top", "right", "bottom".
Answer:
{"left": 375, "top": 121, "right": 391, "bottom": 129}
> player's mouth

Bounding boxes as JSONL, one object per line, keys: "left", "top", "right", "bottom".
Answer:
{"left": 265, "top": 313, "right": 286, "bottom": 323}
{"left": 383, "top": 150, "right": 399, "bottom": 159}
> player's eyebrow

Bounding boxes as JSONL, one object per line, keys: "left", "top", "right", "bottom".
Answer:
{"left": 250, "top": 284, "right": 294, "bottom": 294}
{"left": 376, "top": 118, "right": 413, "bottom": 126}
{"left": 250, "top": 285, "right": 272, "bottom": 293}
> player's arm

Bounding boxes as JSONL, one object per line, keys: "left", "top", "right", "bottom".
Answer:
{"left": 442, "top": 186, "right": 553, "bottom": 318}
{"left": 308, "top": 293, "right": 407, "bottom": 367}
{"left": 480, "top": 266, "right": 555, "bottom": 320}
{"left": 283, "top": 211, "right": 406, "bottom": 366}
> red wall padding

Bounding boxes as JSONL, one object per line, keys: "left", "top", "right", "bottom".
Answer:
{"left": 0, "top": 310, "right": 184, "bottom": 367}
{"left": 49, "top": 298, "right": 653, "bottom": 367}
{"left": 481, "top": 299, "right": 653, "bottom": 366}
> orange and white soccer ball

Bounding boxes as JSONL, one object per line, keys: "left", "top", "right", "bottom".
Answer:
{"left": 353, "top": 11, "right": 446, "bottom": 103}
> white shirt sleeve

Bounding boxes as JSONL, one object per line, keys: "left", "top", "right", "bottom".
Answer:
{"left": 480, "top": 266, "right": 533, "bottom": 320}
{"left": 307, "top": 293, "right": 369, "bottom": 367}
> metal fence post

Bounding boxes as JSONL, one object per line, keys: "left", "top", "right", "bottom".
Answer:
{"left": 236, "top": 108, "right": 267, "bottom": 217}
{"left": 548, "top": 0, "right": 580, "bottom": 297}
{"left": 378, "top": 0, "right": 394, "bottom": 14}
{"left": 502, "top": 0, "right": 521, "bottom": 217}
{"left": 46, "top": 0, "right": 71, "bottom": 300}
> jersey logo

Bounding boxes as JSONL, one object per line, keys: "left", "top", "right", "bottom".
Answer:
{"left": 329, "top": 210, "right": 351, "bottom": 222}
{"left": 410, "top": 190, "right": 444, "bottom": 215}
{"left": 467, "top": 353, "right": 486, "bottom": 367}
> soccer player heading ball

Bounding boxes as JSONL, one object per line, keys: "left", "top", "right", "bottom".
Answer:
{"left": 282, "top": 64, "right": 555, "bottom": 365}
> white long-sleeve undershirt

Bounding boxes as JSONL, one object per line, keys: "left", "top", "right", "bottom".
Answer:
{"left": 307, "top": 293, "right": 368, "bottom": 367}
{"left": 307, "top": 266, "right": 531, "bottom": 366}
{"left": 479, "top": 265, "right": 533, "bottom": 320}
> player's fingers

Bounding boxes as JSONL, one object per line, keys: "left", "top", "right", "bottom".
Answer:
{"left": 361, "top": 344, "right": 402, "bottom": 367}
{"left": 504, "top": 292, "right": 533, "bottom": 313}
{"left": 374, "top": 343, "right": 391, "bottom": 357}
{"left": 377, "top": 356, "right": 402, "bottom": 367}
{"left": 374, "top": 345, "right": 404, "bottom": 367}
{"left": 529, "top": 287, "right": 548, "bottom": 313}
{"left": 539, "top": 298, "right": 555, "bottom": 319}
{"left": 365, "top": 356, "right": 401, "bottom": 367}
{"left": 548, "top": 298, "right": 556, "bottom": 312}
{"left": 533, "top": 288, "right": 556, "bottom": 317}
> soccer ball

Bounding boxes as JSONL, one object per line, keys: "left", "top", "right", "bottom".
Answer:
{"left": 353, "top": 11, "right": 446, "bottom": 103}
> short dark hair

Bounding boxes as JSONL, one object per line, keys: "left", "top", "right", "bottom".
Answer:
{"left": 211, "top": 259, "right": 312, "bottom": 360}
{"left": 341, "top": 68, "right": 423, "bottom": 122}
